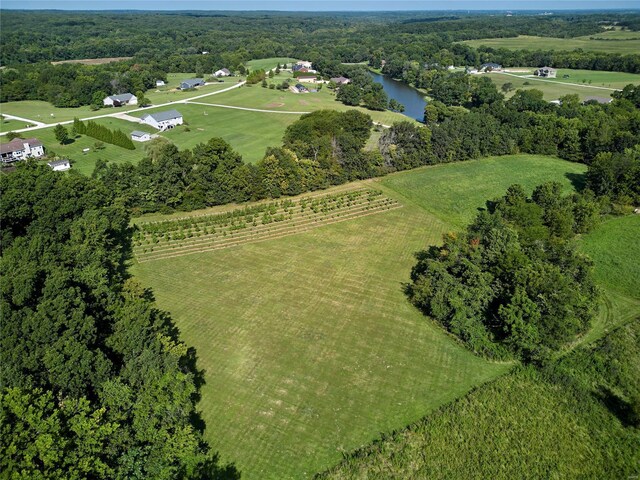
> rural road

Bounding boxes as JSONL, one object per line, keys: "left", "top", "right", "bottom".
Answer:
{"left": 1, "top": 81, "right": 247, "bottom": 135}
{"left": 1, "top": 113, "right": 46, "bottom": 127}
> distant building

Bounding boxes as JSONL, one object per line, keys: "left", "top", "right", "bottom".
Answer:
{"left": 0, "top": 138, "right": 45, "bottom": 163}
{"left": 583, "top": 96, "right": 613, "bottom": 105}
{"left": 179, "top": 78, "right": 205, "bottom": 89}
{"left": 290, "top": 83, "right": 309, "bottom": 93}
{"left": 296, "top": 60, "right": 313, "bottom": 69}
{"left": 47, "top": 159, "right": 71, "bottom": 171}
{"left": 549, "top": 99, "right": 562, "bottom": 105}
{"left": 131, "top": 130, "right": 152, "bottom": 142}
{"left": 156, "top": 80, "right": 166, "bottom": 87}
{"left": 297, "top": 76, "right": 318, "bottom": 83}
{"left": 214, "top": 68, "right": 231, "bottom": 77}
{"left": 140, "top": 109, "right": 184, "bottom": 130}
{"left": 534, "top": 66, "right": 557, "bottom": 78}
{"left": 330, "top": 76, "right": 350, "bottom": 85}
{"left": 479, "top": 62, "right": 502, "bottom": 72}
{"left": 103, "top": 93, "right": 137, "bottom": 107}
{"left": 292, "top": 64, "right": 309, "bottom": 73}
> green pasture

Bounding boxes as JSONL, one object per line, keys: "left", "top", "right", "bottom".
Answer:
{"left": 498, "top": 68, "right": 640, "bottom": 89}
{"left": 380, "top": 155, "right": 587, "bottom": 228}
{"left": 132, "top": 155, "right": 592, "bottom": 479}
{"left": 144, "top": 72, "right": 242, "bottom": 105}
{"left": 0, "top": 101, "right": 106, "bottom": 126}
{"left": 36, "top": 117, "right": 152, "bottom": 175}
{"left": 461, "top": 34, "right": 640, "bottom": 54}
{"left": 246, "top": 57, "right": 299, "bottom": 71}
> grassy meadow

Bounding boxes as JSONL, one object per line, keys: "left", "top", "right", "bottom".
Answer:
{"left": 132, "top": 154, "right": 592, "bottom": 479}
{"left": 461, "top": 34, "right": 640, "bottom": 54}
{"left": 246, "top": 57, "right": 299, "bottom": 71}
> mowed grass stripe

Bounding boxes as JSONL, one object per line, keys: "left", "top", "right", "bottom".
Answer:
{"left": 132, "top": 155, "right": 588, "bottom": 478}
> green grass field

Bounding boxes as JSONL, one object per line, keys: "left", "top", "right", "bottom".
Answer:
{"left": 132, "top": 154, "right": 590, "bottom": 479}
{"left": 485, "top": 68, "right": 640, "bottom": 101}
{"left": 247, "top": 57, "right": 299, "bottom": 71}
{"left": 145, "top": 73, "right": 242, "bottom": 105}
{"left": 461, "top": 34, "right": 640, "bottom": 54}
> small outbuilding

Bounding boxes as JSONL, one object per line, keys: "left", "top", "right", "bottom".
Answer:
{"left": 156, "top": 80, "right": 166, "bottom": 87}
{"left": 131, "top": 130, "right": 152, "bottom": 142}
{"left": 479, "top": 62, "right": 502, "bottom": 72}
{"left": 180, "top": 78, "right": 205, "bottom": 89}
{"left": 330, "top": 76, "right": 350, "bottom": 85}
{"left": 47, "top": 159, "right": 71, "bottom": 171}
{"left": 534, "top": 66, "right": 557, "bottom": 78}
{"left": 103, "top": 93, "right": 137, "bottom": 107}
{"left": 214, "top": 68, "right": 231, "bottom": 77}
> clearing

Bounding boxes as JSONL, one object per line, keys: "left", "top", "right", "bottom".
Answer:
{"left": 461, "top": 34, "right": 640, "bottom": 54}
{"left": 132, "top": 154, "right": 587, "bottom": 479}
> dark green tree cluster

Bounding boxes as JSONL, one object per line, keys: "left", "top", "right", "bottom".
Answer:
{"left": 246, "top": 69, "right": 266, "bottom": 85}
{"left": 0, "top": 163, "right": 236, "bottom": 479}
{"left": 407, "top": 183, "right": 601, "bottom": 362}
{"left": 586, "top": 146, "right": 640, "bottom": 205}
{"left": 74, "top": 118, "right": 135, "bottom": 150}
{"left": 335, "top": 68, "right": 389, "bottom": 111}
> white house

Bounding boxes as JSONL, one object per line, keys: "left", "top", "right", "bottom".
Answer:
{"left": 296, "top": 60, "right": 313, "bottom": 69}
{"left": 103, "top": 93, "right": 137, "bottom": 107}
{"left": 156, "top": 80, "right": 166, "bottom": 87}
{"left": 0, "top": 138, "right": 45, "bottom": 163}
{"left": 131, "top": 130, "right": 152, "bottom": 142}
{"left": 47, "top": 159, "right": 71, "bottom": 171}
{"left": 140, "top": 109, "right": 183, "bottom": 131}
{"left": 297, "top": 76, "right": 318, "bottom": 83}
{"left": 214, "top": 68, "right": 231, "bottom": 77}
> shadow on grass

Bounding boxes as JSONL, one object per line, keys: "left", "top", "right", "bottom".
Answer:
{"left": 565, "top": 171, "right": 586, "bottom": 192}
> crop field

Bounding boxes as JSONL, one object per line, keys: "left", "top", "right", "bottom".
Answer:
{"left": 132, "top": 155, "right": 589, "bottom": 479}
{"left": 461, "top": 34, "right": 640, "bottom": 54}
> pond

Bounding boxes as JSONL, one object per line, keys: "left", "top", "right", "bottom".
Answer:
{"left": 369, "top": 71, "right": 427, "bottom": 122}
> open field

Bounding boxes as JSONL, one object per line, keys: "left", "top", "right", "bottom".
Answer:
{"left": 132, "top": 155, "right": 589, "bottom": 479}
{"left": 0, "top": 101, "right": 105, "bottom": 126}
{"left": 380, "top": 155, "right": 586, "bottom": 228}
{"left": 500, "top": 68, "right": 640, "bottom": 89}
{"left": 461, "top": 34, "right": 640, "bottom": 54}
{"left": 144, "top": 73, "right": 243, "bottom": 104}
{"left": 134, "top": 102, "right": 298, "bottom": 163}
{"left": 247, "top": 57, "right": 299, "bottom": 71}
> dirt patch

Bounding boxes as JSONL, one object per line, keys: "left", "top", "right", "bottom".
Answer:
{"left": 51, "top": 56, "right": 133, "bottom": 65}
{"left": 266, "top": 102, "right": 285, "bottom": 108}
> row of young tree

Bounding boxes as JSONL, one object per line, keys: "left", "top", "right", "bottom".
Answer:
{"left": 0, "top": 164, "right": 238, "bottom": 478}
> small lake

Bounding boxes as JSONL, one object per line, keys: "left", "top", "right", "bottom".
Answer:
{"left": 369, "top": 71, "right": 427, "bottom": 122}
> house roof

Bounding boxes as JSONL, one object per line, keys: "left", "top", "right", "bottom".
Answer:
{"left": 295, "top": 83, "right": 307, "bottom": 89}
{"left": 216, "top": 68, "right": 231, "bottom": 74}
{"left": 131, "top": 130, "right": 150, "bottom": 137}
{"left": 181, "top": 78, "right": 204, "bottom": 87}
{"left": 142, "top": 109, "right": 183, "bottom": 122}
{"left": 330, "top": 76, "right": 349, "bottom": 83}
{"left": 47, "top": 159, "right": 70, "bottom": 167}
{"left": 292, "top": 64, "right": 308, "bottom": 71}
{"left": 107, "top": 93, "right": 135, "bottom": 102}
{"left": 480, "top": 62, "right": 502, "bottom": 69}
{"left": 0, "top": 138, "right": 43, "bottom": 154}
{"left": 583, "top": 96, "right": 612, "bottom": 104}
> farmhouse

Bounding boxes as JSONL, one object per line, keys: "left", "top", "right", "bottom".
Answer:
{"left": 131, "top": 130, "right": 152, "bottom": 142}
{"left": 180, "top": 78, "right": 205, "bottom": 89}
{"left": 47, "top": 159, "right": 71, "bottom": 171}
{"left": 214, "top": 68, "right": 231, "bottom": 77}
{"left": 298, "top": 76, "right": 318, "bottom": 83}
{"left": 330, "top": 76, "right": 350, "bottom": 85}
{"left": 0, "top": 138, "right": 45, "bottom": 163}
{"left": 156, "top": 80, "right": 166, "bottom": 86}
{"left": 140, "top": 109, "right": 184, "bottom": 130}
{"left": 103, "top": 93, "right": 137, "bottom": 107}
{"left": 296, "top": 60, "right": 313, "bottom": 69}
{"left": 534, "top": 66, "right": 557, "bottom": 78}
{"left": 479, "top": 62, "right": 502, "bottom": 72}
{"left": 292, "top": 64, "right": 309, "bottom": 73}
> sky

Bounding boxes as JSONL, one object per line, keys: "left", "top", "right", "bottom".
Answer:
{"left": 2, "top": 0, "right": 639, "bottom": 10}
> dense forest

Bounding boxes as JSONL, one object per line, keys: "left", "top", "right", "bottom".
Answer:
{"left": 2, "top": 11, "right": 640, "bottom": 106}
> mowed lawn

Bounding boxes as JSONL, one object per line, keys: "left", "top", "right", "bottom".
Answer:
{"left": 132, "top": 155, "right": 588, "bottom": 479}
{"left": 247, "top": 57, "right": 299, "bottom": 71}
{"left": 134, "top": 103, "right": 299, "bottom": 163}
{"left": 461, "top": 34, "right": 640, "bottom": 54}
{"left": 35, "top": 117, "right": 153, "bottom": 175}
